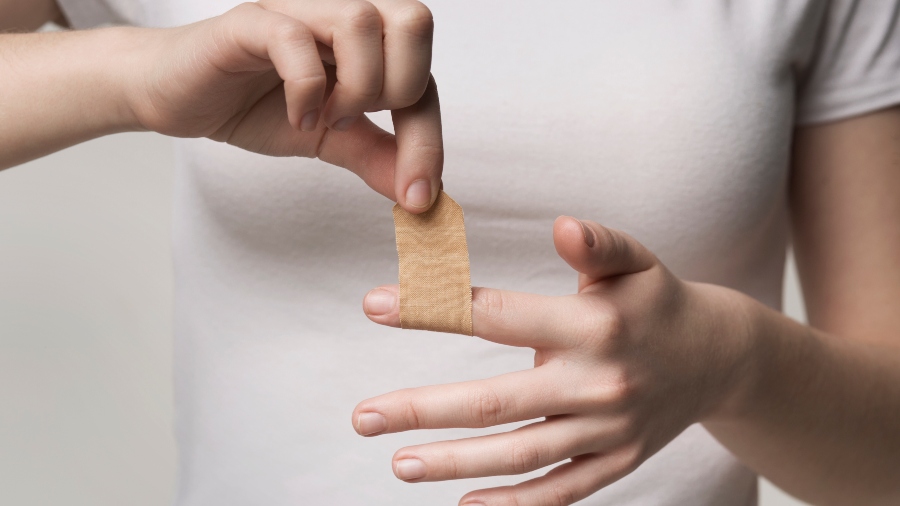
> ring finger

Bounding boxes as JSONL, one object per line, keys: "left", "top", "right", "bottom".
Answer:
{"left": 459, "top": 448, "right": 641, "bottom": 506}
{"left": 323, "top": 0, "right": 385, "bottom": 128}
{"left": 263, "top": 0, "right": 386, "bottom": 129}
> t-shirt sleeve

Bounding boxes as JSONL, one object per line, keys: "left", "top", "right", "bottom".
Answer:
{"left": 56, "top": 0, "right": 144, "bottom": 28}
{"left": 796, "top": 0, "right": 900, "bottom": 125}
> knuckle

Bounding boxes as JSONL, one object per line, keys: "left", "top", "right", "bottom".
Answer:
{"left": 397, "top": 389, "right": 423, "bottom": 429}
{"left": 547, "top": 481, "right": 578, "bottom": 506}
{"left": 506, "top": 438, "right": 545, "bottom": 474}
{"left": 473, "top": 288, "right": 506, "bottom": 325}
{"left": 380, "top": 81, "right": 428, "bottom": 109}
{"left": 577, "top": 302, "right": 624, "bottom": 345}
{"left": 615, "top": 443, "right": 646, "bottom": 475}
{"left": 289, "top": 73, "right": 328, "bottom": 92}
{"left": 340, "top": 1, "right": 383, "bottom": 34}
{"left": 392, "top": 3, "right": 434, "bottom": 40}
{"left": 595, "top": 226, "right": 624, "bottom": 262}
{"left": 408, "top": 141, "right": 443, "bottom": 167}
{"left": 609, "top": 412, "right": 642, "bottom": 444}
{"left": 576, "top": 365, "right": 636, "bottom": 409}
{"left": 604, "top": 366, "right": 638, "bottom": 406}
{"left": 444, "top": 449, "right": 462, "bottom": 479}
{"left": 270, "top": 18, "right": 309, "bottom": 43}
{"left": 221, "top": 3, "right": 261, "bottom": 34}
{"left": 598, "top": 303, "right": 625, "bottom": 337}
{"left": 345, "top": 83, "right": 383, "bottom": 104}
{"left": 467, "top": 387, "right": 507, "bottom": 427}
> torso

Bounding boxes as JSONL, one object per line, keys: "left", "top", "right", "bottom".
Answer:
{"left": 154, "top": 1, "right": 825, "bottom": 504}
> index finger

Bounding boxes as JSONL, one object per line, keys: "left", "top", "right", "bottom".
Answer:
{"left": 363, "top": 285, "right": 590, "bottom": 349}
{"left": 352, "top": 366, "right": 575, "bottom": 434}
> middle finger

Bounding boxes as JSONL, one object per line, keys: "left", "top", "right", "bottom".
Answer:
{"left": 369, "top": 0, "right": 434, "bottom": 109}
{"left": 353, "top": 365, "right": 578, "bottom": 435}
{"left": 268, "top": 0, "right": 386, "bottom": 129}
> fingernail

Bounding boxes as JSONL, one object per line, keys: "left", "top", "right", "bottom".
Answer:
{"left": 356, "top": 412, "right": 387, "bottom": 436}
{"left": 394, "top": 458, "right": 427, "bottom": 481}
{"left": 364, "top": 289, "right": 396, "bottom": 316}
{"left": 300, "top": 108, "right": 319, "bottom": 131}
{"left": 405, "top": 179, "right": 433, "bottom": 209}
{"left": 461, "top": 502, "right": 486, "bottom": 506}
{"left": 579, "top": 219, "right": 595, "bottom": 247}
{"left": 332, "top": 115, "right": 357, "bottom": 131}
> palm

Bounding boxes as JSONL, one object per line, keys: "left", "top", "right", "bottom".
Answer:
{"left": 138, "top": 47, "right": 326, "bottom": 156}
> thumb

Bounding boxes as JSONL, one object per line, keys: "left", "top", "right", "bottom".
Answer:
{"left": 553, "top": 216, "right": 656, "bottom": 285}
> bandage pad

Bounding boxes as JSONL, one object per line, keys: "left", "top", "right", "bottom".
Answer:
{"left": 392, "top": 191, "right": 473, "bottom": 335}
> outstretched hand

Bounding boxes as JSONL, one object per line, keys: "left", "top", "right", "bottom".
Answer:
{"left": 357, "top": 216, "right": 756, "bottom": 505}
{"left": 127, "top": 0, "right": 441, "bottom": 212}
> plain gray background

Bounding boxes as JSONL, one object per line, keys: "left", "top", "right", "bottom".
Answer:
{"left": 0, "top": 133, "right": 810, "bottom": 505}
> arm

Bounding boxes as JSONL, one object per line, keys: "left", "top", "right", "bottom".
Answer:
{"left": 0, "top": 0, "right": 135, "bottom": 171}
{"left": 0, "top": 0, "right": 65, "bottom": 32}
{"left": 0, "top": 29, "right": 138, "bottom": 169}
{"left": 0, "top": 1, "right": 443, "bottom": 212}
{"left": 350, "top": 109, "right": 900, "bottom": 505}
{"left": 703, "top": 107, "right": 900, "bottom": 505}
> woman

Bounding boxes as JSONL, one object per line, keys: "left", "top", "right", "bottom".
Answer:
{"left": 2, "top": 1, "right": 899, "bottom": 504}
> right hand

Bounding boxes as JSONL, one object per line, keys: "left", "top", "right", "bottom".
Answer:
{"left": 127, "top": 1, "right": 441, "bottom": 212}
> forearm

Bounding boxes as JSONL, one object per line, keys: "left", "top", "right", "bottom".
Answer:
{"left": 704, "top": 289, "right": 900, "bottom": 505}
{"left": 0, "top": 28, "right": 142, "bottom": 170}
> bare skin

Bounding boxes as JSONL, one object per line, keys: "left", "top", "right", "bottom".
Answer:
{"left": 358, "top": 108, "right": 900, "bottom": 505}
{"left": 4, "top": 2, "right": 900, "bottom": 506}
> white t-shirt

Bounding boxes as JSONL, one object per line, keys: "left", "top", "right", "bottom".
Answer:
{"left": 56, "top": 1, "right": 900, "bottom": 504}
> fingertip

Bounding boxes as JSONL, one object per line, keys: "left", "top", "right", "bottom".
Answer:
{"left": 354, "top": 411, "right": 388, "bottom": 437}
{"left": 553, "top": 215, "right": 580, "bottom": 235}
{"left": 363, "top": 286, "right": 401, "bottom": 326}
{"left": 331, "top": 115, "right": 359, "bottom": 132}
{"left": 283, "top": 77, "right": 326, "bottom": 131}
{"left": 299, "top": 107, "right": 320, "bottom": 132}
{"left": 459, "top": 493, "right": 488, "bottom": 506}
{"left": 555, "top": 218, "right": 657, "bottom": 280}
{"left": 553, "top": 215, "right": 590, "bottom": 253}
{"left": 401, "top": 178, "right": 437, "bottom": 213}
{"left": 393, "top": 457, "right": 427, "bottom": 482}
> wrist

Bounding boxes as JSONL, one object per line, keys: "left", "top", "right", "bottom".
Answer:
{"left": 33, "top": 27, "right": 148, "bottom": 134}
{"left": 0, "top": 28, "right": 146, "bottom": 169}
{"left": 87, "top": 27, "right": 149, "bottom": 133}
{"left": 687, "top": 282, "right": 769, "bottom": 422}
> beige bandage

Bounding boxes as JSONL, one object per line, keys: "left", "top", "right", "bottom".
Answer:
{"left": 392, "top": 191, "right": 473, "bottom": 335}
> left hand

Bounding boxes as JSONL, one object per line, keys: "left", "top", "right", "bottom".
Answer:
{"left": 356, "top": 216, "right": 757, "bottom": 506}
